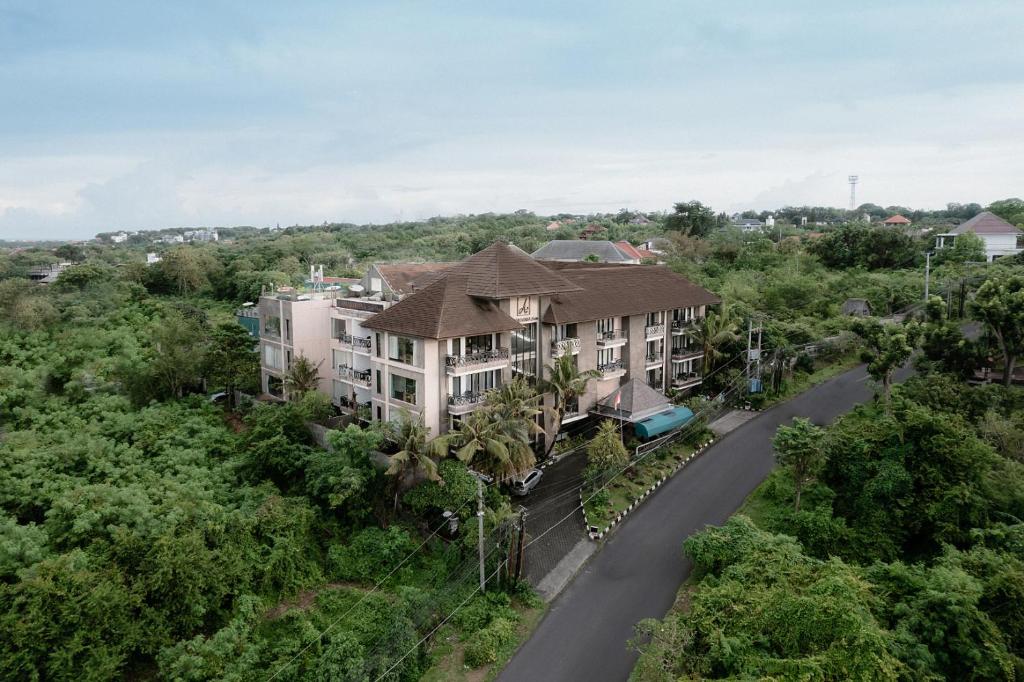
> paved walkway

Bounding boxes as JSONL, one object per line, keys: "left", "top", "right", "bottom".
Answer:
{"left": 521, "top": 447, "right": 588, "bottom": 587}
{"left": 497, "top": 363, "right": 912, "bottom": 682}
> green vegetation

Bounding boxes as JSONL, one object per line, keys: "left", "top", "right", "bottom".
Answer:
{"left": 2, "top": 197, "right": 1022, "bottom": 680}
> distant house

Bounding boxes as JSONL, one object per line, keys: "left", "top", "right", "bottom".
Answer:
{"left": 578, "top": 223, "right": 606, "bottom": 240}
{"left": 731, "top": 218, "right": 763, "bottom": 232}
{"left": 765, "top": 215, "right": 775, "bottom": 229}
{"left": 841, "top": 298, "right": 872, "bottom": 317}
{"left": 184, "top": 227, "right": 219, "bottom": 243}
{"left": 146, "top": 252, "right": 161, "bottom": 265}
{"left": 111, "top": 232, "right": 129, "bottom": 244}
{"left": 629, "top": 214, "right": 652, "bottom": 226}
{"left": 546, "top": 220, "right": 563, "bottom": 231}
{"left": 613, "top": 240, "right": 659, "bottom": 262}
{"left": 532, "top": 240, "right": 641, "bottom": 264}
{"left": 640, "top": 237, "right": 670, "bottom": 255}
{"left": 936, "top": 211, "right": 1023, "bottom": 262}
{"left": 28, "top": 262, "right": 72, "bottom": 284}
{"left": 883, "top": 214, "right": 912, "bottom": 227}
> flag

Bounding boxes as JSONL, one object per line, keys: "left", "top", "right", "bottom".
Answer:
{"left": 614, "top": 390, "right": 621, "bottom": 411}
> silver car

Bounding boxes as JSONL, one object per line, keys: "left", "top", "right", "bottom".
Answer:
{"left": 510, "top": 468, "right": 543, "bottom": 496}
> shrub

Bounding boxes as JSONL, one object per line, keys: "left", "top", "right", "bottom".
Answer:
{"left": 403, "top": 459, "right": 476, "bottom": 517}
{"left": 463, "top": 617, "right": 516, "bottom": 668}
{"left": 453, "top": 592, "right": 516, "bottom": 633}
{"left": 794, "top": 353, "right": 815, "bottom": 374}
{"left": 327, "top": 526, "right": 417, "bottom": 584}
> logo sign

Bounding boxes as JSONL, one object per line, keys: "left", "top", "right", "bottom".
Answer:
{"left": 513, "top": 296, "right": 537, "bottom": 322}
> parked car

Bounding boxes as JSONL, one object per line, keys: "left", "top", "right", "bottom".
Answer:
{"left": 510, "top": 468, "right": 543, "bottom": 496}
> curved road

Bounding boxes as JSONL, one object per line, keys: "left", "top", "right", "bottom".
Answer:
{"left": 498, "top": 362, "right": 913, "bottom": 682}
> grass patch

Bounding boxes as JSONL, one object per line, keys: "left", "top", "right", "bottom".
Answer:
{"left": 582, "top": 443, "right": 695, "bottom": 530}
{"left": 421, "top": 598, "right": 546, "bottom": 682}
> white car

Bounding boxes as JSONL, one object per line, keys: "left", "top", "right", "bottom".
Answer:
{"left": 510, "top": 468, "right": 543, "bottom": 496}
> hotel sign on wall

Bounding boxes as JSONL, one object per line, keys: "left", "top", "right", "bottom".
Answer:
{"left": 513, "top": 296, "right": 538, "bottom": 323}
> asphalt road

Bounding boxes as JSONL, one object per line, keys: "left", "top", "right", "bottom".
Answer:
{"left": 497, "top": 362, "right": 913, "bottom": 682}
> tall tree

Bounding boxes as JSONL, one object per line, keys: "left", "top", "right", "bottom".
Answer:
{"left": 851, "top": 318, "right": 921, "bottom": 406}
{"left": 664, "top": 200, "right": 718, "bottom": 238}
{"left": 585, "top": 419, "right": 629, "bottom": 488}
{"left": 150, "top": 311, "right": 206, "bottom": 399}
{"left": 283, "top": 354, "right": 322, "bottom": 400}
{"left": 772, "top": 417, "right": 825, "bottom": 511}
{"left": 972, "top": 273, "right": 1024, "bottom": 386}
{"left": 541, "top": 355, "right": 599, "bottom": 457}
{"left": 687, "top": 306, "right": 741, "bottom": 376}
{"left": 384, "top": 415, "right": 445, "bottom": 512}
{"left": 204, "top": 322, "right": 258, "bottom": 408}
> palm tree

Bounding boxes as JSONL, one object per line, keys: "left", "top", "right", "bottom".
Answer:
{"left": 385, "top": 413, "right": 446, "bottom": 512}
{"left": 484, "top": 376, "right": 545, "bottom": 442}
{"left": 540, "top": 355, "right": 600, "bottom": 457}
{"left": 687, "top": 306, "right": 742, "bottom": 376}
{"left": 449, "top": 409, "right": 534, "bottom": 481}
{"left": 283, "top": 354, "right": 322, "bottom": 399}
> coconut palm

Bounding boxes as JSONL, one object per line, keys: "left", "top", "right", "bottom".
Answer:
{"left": 385, "top": 413, "right": 446, "bottom": 512}
{"left": 448, "top": 409, "right": 533, "bottom": 481}
{"left": 540, "top": 355, "right": 600, "bottom": 457}
{"left": 484, "top": 375, "right": 545, "bottom": 442}
{"left": 283, "top": 354, "right": 322, "bottom": 399}
{"left": 687, "top": 306, "right": 742, "bottom": 376}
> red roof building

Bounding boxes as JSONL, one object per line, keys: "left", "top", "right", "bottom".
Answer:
{"left": 883, "top": 214, "right": 912, "bottom": 226}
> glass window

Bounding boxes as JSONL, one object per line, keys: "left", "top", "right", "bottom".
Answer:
{"left": 267, "top": 374, "right": 284, "bottom": 398}
{"left": 332, "top": 319, "right": 347, "bottom": 339}
{"left": 597, "top": 317, "right": 614, "bottom": 334}
{"left": 262, "top": 343, "right": 282, "bottom": 369}
{"left": 597, "top": 348, "right": 616, "bottom": 367}
{"left": 465, "top": 334, "right": 493, "bottom": 354}
{"left": 264, "top": 315, "right": 281, "bottom": 336}
{"left": 389, "top": 335, "right": 417, "bottom": 364}
{"left": 390, "top": 374, "right": 417, "bottom": 405}
{"left": 512, "top": 323, "right": 537, "bottom": 378}
{"left": 284, "top": 318, "right": 291, "bottom": 341}
{"left": 375, "top": 369, "right": 382, "bottom": 393}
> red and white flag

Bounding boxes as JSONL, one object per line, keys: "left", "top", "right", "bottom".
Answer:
{"left": 614, "top": 390, "right": 621, "bottom": 410}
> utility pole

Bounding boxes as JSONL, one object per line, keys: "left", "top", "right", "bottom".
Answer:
{"left": 477, "top": 477, "right": 486, "bottom": 592}
{"left": 513, "top": 507, "right": 527, "bottom": 582}
{"left": 924, "top": 251, "right": 932, "bottom": 302}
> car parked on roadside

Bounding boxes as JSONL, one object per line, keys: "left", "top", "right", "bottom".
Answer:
{"left": 510, "top": 468, "right": 543, "bottom": 496}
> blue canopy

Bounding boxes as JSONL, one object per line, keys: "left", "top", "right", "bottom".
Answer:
{"left": 634, "top": 406, "right": 695, "bottom": 440}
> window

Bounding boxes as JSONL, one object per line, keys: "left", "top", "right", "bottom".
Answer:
{"left": 597, "top": 317, "right": 615, "bottom": 334}
{"left": 389, "top": 335, "right": 417, "bottom": 365}
{"left": 284, "top": 318, "right": 291, "bottom": 341}
{"left": 376, "top": 405, "right": 382, "bottom": 421}
{"left": 375, "top": 333, "right": 382, "bottom": 358}
{"left": 645, "top": 312, "right": 662, "bottom": 327}
{"left": 375, "top": 369, "right": 382, "bottom": 393}
{"left": 597, "top": 348, "right": 616, "bottom": 367}
{"left": 285, "top": 349, "right": 292, "bottom": 369}
{"left": 332, "top": 349, "right": 346, "bottom": 369}
{"left": 453, "top": 369, "right": 500, "bottom": 396}
{"left": 332, "top": 319, "right": 347, "bottom": 339}
{"left": 512, "top": 323, "right": 537, "bottom": 378}
{"left": 390, "top": 374, "right": 417, "bottom": 405}
{"left": 646, "top": 367, "right": 663, "bottom": 389}
{"left": 464, "top": 334, "right": 493, "bottom": 354}
{"left": 554, "top": 323, "right": 578, "bottom": 341}
{"left": 264, "top": 315, "right": 281, "bottom": 336}
{"left": 267, "top": 374, "right": 284, "bottom": 398}
{"left": 262, "top": 344, "right": 282, "bottom": 369}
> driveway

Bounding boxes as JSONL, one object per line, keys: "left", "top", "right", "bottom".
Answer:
{"left": 498, "top": 363, "right": 913, "bottom": 682}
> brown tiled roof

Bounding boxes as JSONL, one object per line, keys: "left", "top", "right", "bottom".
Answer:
{"left": 362, "top": 273, "right": 523, "bottom": 339}
{"left": 949, "top": 211, "right": 1021, "bottom": 235}
{"left": 541, "top": 264, "right": 720, "bottom": 325}
{"left": 448, "top": 241, "right": 583, "bottom": 299}
{"left": 593, "top": 379, "right": 671, "bottom": 421}
{"left": 376, "top": 262, "right": 456, "bottom": 295}
{"left": 614, "top": 241, "right": 658, "bottom": 260}
{"left": 883, "top": 214, "right": 911, "bottom": 224}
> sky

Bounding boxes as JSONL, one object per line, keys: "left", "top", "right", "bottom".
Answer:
{"left": 1, "top": 1, "right": 1023, "bottom": 239}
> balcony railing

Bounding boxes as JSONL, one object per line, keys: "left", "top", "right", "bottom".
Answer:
{"left": 597, "top": 359, "right": 625, "bottom": 377}
{"left": 672, "top": 372, "right": 702, "bottom": 387}
{"left": 645, "top": 323, "right": 666, "bottom": 338}
{"left": 334, "top": 333, "right": 371, "bottom": 352}
{"left": 646, "top": 352, "right": 664, "bottom": 365}
{"left": 447, "top": 391, "right": 488, "bottom": 415}
{"left": 445, "top": 348, "right": 510, "bottom": 372}
{"left": 672, "top": 319, "right": 698, "bottom": 333}
{"left": 596, "top": 329, "right": 627, "bottom": 345}
{"left": 338, "top": 366, "right": 372, "bottom": 387}
{"left": 551, "top": 337, "right": 581, "bottom": 358}
{"left": 671, "top": 348, "right": 703, "bottom": 361}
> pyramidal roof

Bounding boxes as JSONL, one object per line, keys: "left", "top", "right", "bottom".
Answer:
{"left": 593, "top": 379, "right": 671, "bottom": 422}
{"left": 949, "top": 211, "right": 1022, "bottom": 235}
{"left": 362, "top": 273, "right": 523, "bottom": 339}
{"left": 450, "top": 241, "right": 584, "bottom": 299}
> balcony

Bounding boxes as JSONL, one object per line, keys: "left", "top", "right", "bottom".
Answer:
{"left": 334, "top": 333, "right": 372, "bottom": 353}
{"left": 447, "top": 391, "right": 488, "bottom": 416}
{"left": 672, "top": 372, "right": 703, "bottom": 389}
{"left": 671, "top": 348, "right": 703, "bottom": 362}
{"left": 336, "top": 396, "right": 371, "bottom": 420}
{"left": 551, "top": 337, "right": 581, "bottom": 358}
{"left": 645, "top": 352, "right": 664, "bottom": 367}
{"left": 597, "top": 358, "right": 626, "bottom": 380}
{"left": 596, "top": 329, "right": 628, "bottom": 348}
{"left": 445, "top": 348, "right": 510, "bottom": 376}
{"left": 338, "top": 366, "right": 372, "bottom": 387}
{"left": 671, "top": 319, "right": 698, "bottom": 335}
{"left": 645, "top": 323, "right": 666, "bottom": 338}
